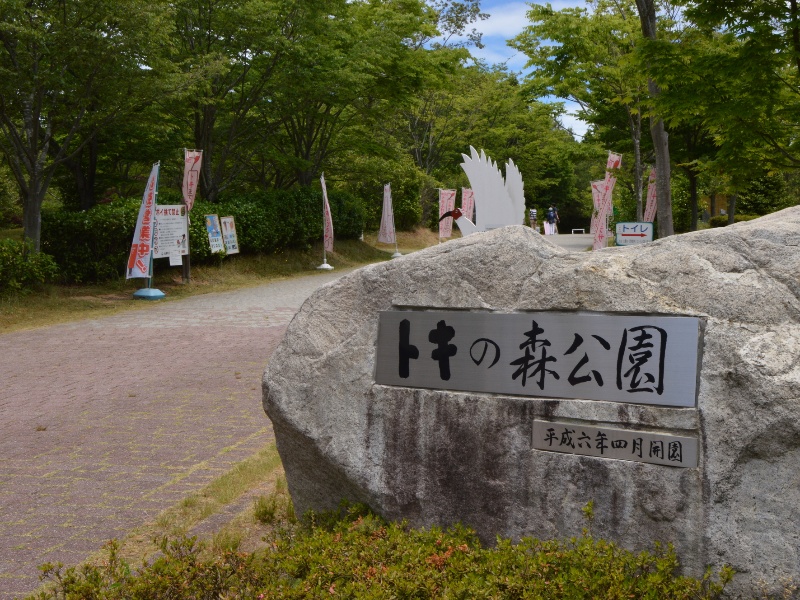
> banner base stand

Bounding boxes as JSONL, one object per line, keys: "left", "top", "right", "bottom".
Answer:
{"left": 316, "top": 260, "right": 334, "bottom": 271}
{"left": 133, "top": 287, "right": 166, "bottom": 300}
{"left": 391, "top": 252, "right": 403, "bottom": 259}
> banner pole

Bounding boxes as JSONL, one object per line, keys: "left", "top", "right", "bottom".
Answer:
{"left": 317, "top": 173, "right": 334, "bottom": 270}
{"left": 182, "top": 215, "right": 191, "bottom": 283}
{"left": 182, "top": 148, "right": 190, "bottom": 284}
{"left": 133, "top": 161, "right": 165, "bottom": 300}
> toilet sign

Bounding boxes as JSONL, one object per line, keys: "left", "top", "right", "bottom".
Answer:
{"left": 615, "top": 222, "right": 653, "bottom": 245}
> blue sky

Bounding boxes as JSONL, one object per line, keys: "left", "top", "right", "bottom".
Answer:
{"left": 467, "top": 0, "right": 589, "bottom": 138}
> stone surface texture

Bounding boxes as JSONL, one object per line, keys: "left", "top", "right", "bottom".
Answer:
{"left": 263, "top": 208, "right": 800, "bottom": 597}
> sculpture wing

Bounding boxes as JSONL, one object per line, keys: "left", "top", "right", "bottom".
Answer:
{"left": 461, "top": 146, "right": 515, "bottom": 231}
{"left": 504, "top": 158, "right": 526, "bottom": 225}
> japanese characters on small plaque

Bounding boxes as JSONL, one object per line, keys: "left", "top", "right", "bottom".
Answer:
{"left": 375, "top": 311, "right": 702, "bottom": 408}
{"left": 533, "top": 420, "right": 698, "bottom": 467}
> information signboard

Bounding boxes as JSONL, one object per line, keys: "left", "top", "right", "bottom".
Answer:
{"left": 375, "top": 310, "right": 702, "bottom": 408}
{"left": 153, "top": 205, "right": 188, "bottom": 260}
{"left": 205, "top": 214, "right": 224, "bottom": 253}
{"left": 532, "top": 420, "right": 698, "bottom": 467}
{"left": 615, "top": 222, "right": 654, "bottom": 245}
{"left": 220, "top": 216, "right": 239, "bottom": 254}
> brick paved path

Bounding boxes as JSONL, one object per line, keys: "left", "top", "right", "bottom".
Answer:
{"left": 0, "top": 269, "right": 349, "bottom": 599}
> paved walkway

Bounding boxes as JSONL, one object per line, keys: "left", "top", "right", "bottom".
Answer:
{"left": 0, "top": 269, "right": 350, "bottom": 599}
{"left": 0, "top": 234, "right": 591, "bottom": 598}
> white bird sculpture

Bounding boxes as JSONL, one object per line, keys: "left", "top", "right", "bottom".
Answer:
{"left": 440, "top": 147, "right": 526, "bottom": 236}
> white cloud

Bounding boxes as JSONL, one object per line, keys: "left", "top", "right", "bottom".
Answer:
{"left": 477, "top": 2, "right": 530, "bottom": 37}
{"left": 558, "top": 111, "right": 590, "bottom": 140}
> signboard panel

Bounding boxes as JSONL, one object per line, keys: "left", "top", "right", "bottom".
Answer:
{"left": 153, "top": 205, "right": 188, "bottom": 259}
{"left": 220, "top": 216, "right": 240, "bottom": 254}
{"left": 616, "top": 222, "right": 654, "bottom": 245}
{"left": 375, "top": 311, "right": 702, "bottom": 408}
{"left": 533, "top": 420, "right": 698, "bottom": 467}
{"left": 205, "top": 214, "right": 224, "bottom": 253}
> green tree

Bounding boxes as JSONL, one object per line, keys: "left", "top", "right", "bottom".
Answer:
{"left": 171, "top": 0, "right": 342, "bottom": 201}
{"left": 676, "top": 0, "right": 800, "bottom": 168}
{"left": 0, "top": 0, "right": 176, "bottom": 250}
{"left": 511, "top": 0, "right": 651, "bottom": 221}
{"left": 265, "top": 0, "right": 438, "bottom": 188}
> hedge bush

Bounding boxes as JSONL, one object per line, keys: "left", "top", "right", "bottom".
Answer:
{"left": 41, "top": 188, "right": 364, "bottom": 283}
{"left": 708, "top": 213, "right": 759, "bottom": 228}
{"left": 0, "top": 238, "right": 59, "bottom": 293}
{"left": 36, "top": 503, "right": 733, "bottom": 599}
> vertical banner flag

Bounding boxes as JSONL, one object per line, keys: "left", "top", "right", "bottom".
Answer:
{"left": 377, "top": 183, "right": 396, "bottom": 244}
{"left": 461, "top": 188, "right": 475, "bottom": 223}
{"left": 590, "top": 181, "right": 603, "bottom": 234}
{"left": 127, "top": 163, "right": 159, "bottom": 279}
{"left": 592, "top": 152, "right": 621, "bottom": 251}
{"left": 182, "top": 150, "right": 202, "bottom": 212}
{"left": 644, "top": 168, "right": 657, "bottom": 222}
{"left": 438, "top": 189, "right": 456, "bottom": 238}
{"left": 321, "top": 174, "right": 334, "bottom": 253}
{"left": 602, "top": 176, "right": 616, "bottom": 214}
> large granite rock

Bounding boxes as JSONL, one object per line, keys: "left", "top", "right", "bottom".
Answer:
{"left": 263, "top": 207, "right": 800, "bottom": 597}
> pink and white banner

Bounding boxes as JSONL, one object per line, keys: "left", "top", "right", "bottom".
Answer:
{"left": 591, "top": 180, "right": 604, "bottom": 212}
{"left": 127, "top": 163, "right": 159, "bottom": 279}
{"left": 377, "top": 183, "right": 396, "bottom": 244}
{"left": 461, "top": 188, "right": 475, "bottom": 223}
{"left": 321, "top": 174, "right": 334, "bottom": 253}
{"left": 607, "top": 151, "right": 622, "bottom": 170}
{"left": 593, "top": 227, "right": 610, "bottom": 251}
{"left": 644, "top": 168, "right": 657, "bottom": 222}
{"left": 591, "top": 178, "right": 614, "bottom": 216}
{"left": 439, "top": 189, "right": 456, "bottom": 238}
{"left": 182, "top": 150, "right": 202, "bottom": 212}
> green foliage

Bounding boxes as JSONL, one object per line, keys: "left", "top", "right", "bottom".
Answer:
{"left": 36, "top": 504, "right": 734, "bottom": 599}
{"left": 335, "top": 152, "right": 424, "bottom": 232}
{"left": 41, "top": 200, "right": 141, "bottom": 283}
{"left": 0, "top": 239, "right": 58, "bottom": 293}
{"left": 737, "top": 173, "right": 793, "bottom": 216}
{"left": 40, "top": 189, "right": 364, "bottom": 283}
{"left": 0, "top": 163, "right": 21, "bottom": 227}
{"left": 708, "top": 214, "right": 759, "bottom": 228}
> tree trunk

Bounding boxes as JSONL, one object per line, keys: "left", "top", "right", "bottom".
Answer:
{"left": 22, "top": 194, "right": 43, "bottom": 251}
{"left": 710, "top": 192, "right": 716, "bottom": 216}
{"left": 650, "top": 111, "right": 673, "bottom": 237}
{"left": 636, "top": 0, "right": 673, "bottom": 238}
{"left": 687, "top": 166, "right": 698, "bottom": 231}
{"left": 728, "top": 193, "right": 737, "bottom": 225}
{"left": 628, "top": 109, "right": 644, "bottom": 221}
{"left": 57, "top": 136, "right": 99, "bottom": 211}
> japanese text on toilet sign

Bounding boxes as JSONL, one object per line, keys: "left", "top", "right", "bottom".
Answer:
{"left": 615, "top": 222, "right": 654, "bottom": 245}
{"left": 532, "top": 420, "right": 698, "bottom": 467}
{"left": 375, "top": 311, "right": 701, "bottom": 408}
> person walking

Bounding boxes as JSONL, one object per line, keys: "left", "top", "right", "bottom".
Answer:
{"left": 544, "top": 205, "right": 559, "bottom": 235}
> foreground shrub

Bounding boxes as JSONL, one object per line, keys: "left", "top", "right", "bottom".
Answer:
{"left": 708, "top": 213, "right": 759, "bottom": 228}
{"left": 0, "top": 239, "right": 58, "bottom": 293}
{"left": 36, "top": 504, "right": 733, "bottom": 599}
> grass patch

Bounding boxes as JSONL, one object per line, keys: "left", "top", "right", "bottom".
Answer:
{"left": 0, "top": 239, "right": 393, "bottom": 333}
{"left": 0, "top": 226, "right": 23, "bottom": 242}
{"left": 363, "top": 226, "right": 459, "bottom": 253}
